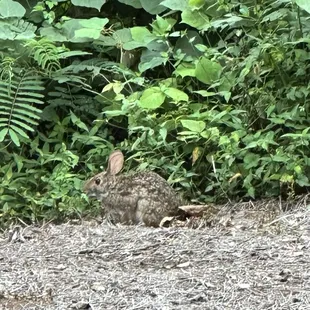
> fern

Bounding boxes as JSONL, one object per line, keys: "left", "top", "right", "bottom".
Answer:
{"left": 24, "top": 38, "right": 67, "bottom": 74}
{"left": 0, "top": 18, "right": 36, "bottom": 41}
{"left": 0, "top": 70, "right": 44, "bottom": 146}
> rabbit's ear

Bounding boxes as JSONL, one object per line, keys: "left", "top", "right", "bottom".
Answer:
{"left": 107, "top": 150, "right": 124, "bottom": 175}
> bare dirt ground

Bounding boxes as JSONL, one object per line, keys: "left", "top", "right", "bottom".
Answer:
{"left": 0, "top": 197, "right": 310, "bottom": 310}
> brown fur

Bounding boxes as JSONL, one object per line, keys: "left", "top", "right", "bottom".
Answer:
{"left": 83, "top": 151, "right": 183, "bottom": 227}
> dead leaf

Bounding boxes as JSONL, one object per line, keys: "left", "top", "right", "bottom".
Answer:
{"left": 176, "top": 261, "right": 190, "bottom": 268}
{"left": 159, "top": 216, "right": 175, "bottom": 227}
{"left": 179, "top": 204, "right": 209, "bottom": 216}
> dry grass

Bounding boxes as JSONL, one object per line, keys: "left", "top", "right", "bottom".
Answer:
{"left": 0, "top": 196, "right": 310, "bottom": 309}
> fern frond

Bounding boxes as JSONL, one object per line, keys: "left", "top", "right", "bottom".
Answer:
{"left": 24, "top": 38, "right": 68, "bottom": 74}
{"left": 0, "top": 18, "right": 36, "bottom": 41}
{"left": 0, "top": 55, "right": 15, "bottom": 81}
{"left": 0, "top": 70, "right": 44, "bottom": 146}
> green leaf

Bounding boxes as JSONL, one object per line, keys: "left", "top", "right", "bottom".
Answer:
{"left": 271, "top": 155, "right": 289, "bottom": 163}
{"left": 75, "top": 18, "right": 109, "bottom": 39}
{"left": 79, "top": 18, "right": 109, "bottom": 29}
{"left": 124, "top": 27, "right": 155, "bottom": 49}
{"left": 181, "top": 120, "right": 206, "bottom": 132}
{"left": 181, "top": 9, "right": 210, "bottom": 30}
{"left": 139, "top": 87, "right": 165, "bottom": 109}
{"left": 296, "top": 174, "right": 310, "bottom": 187}
{"left": 195, "top": 57, "right": 222, "bottom": 84}
{"left": 244, "top": 153, "right": 260, "bottom": 169}
{"left": 71, "top": 0, "right": 106, "bottom": 11}
{"left": 13, "top": 154, "right": 24, "bottom": 172}
{"left": 139, "top": 41, "right": 168, "bottom": 72}
{"left": 140, "top": 0, "right": 166, "bottom": 14}
{"left": 9, "top": 129, "right": 20, "bottom": 146}
{"left": 188, "top": 0, "right": 205, "bottom": 8}
{"left": 59, "top": 51, "right": 92, "bottom": 58}
{"left": 70, "top": 111, "right": 89, "bottom": 132}
{"left": 0, "top": 128, "right": 8, "bottom": 142}
{"left": 194, "top": 90, "right": 217, "bottom": 97}
{"left": 9, "top": 125, "right": 29, "bottom": 139}
{"left": 296, "top": 0, "right": 310, "bottom": 14}
{"left": 0, "top": 0, "right": 26, "bottom": 18}
{"left": 164, "top": 88, "right": 189, "bottom": 102}
{"left": 131, "top": 27, "right": 152, "bottom": 42}
{"left": 75, "top": 29, "right": 101, "bottom": 40}
{"left": 43, "top": 18, "right": 108, "bottom": 43}
{"left": 117, "top": 0, "right": 142, "bottom": 8}
{"left": 161, "top": 0, "right": 188, "bottom": 11}
{"left": 152, "top": 15, "right": 176, "bottom": 35}
{"left": 175, "top": 63, "right": 196, "bottom": 78}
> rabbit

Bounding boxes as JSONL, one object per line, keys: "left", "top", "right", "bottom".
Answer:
{"left": 83, "top": 150, "right": 184, "bottom": 227}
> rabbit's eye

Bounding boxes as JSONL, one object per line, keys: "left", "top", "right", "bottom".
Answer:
{"left": 95, "top": 178, "right": 101, "bottom": 185}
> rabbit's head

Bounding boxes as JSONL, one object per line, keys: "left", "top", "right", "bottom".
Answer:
{"left": 83, "top": 150, "right": 124, "bottom": 200}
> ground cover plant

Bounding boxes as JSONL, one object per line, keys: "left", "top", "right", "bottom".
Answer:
{"left": 1, "top": 0, "right": 310, "bottom": 226}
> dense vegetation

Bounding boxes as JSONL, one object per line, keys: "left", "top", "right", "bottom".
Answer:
{"left": 1, "top": 0, "right": 310, "bottom": 226}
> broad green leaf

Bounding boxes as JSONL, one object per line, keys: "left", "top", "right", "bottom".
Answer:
{"left": 9, "top": 129, "right": 20, "bottom": 146}
{"left": 124, "top": 27, "right": 156, "bottom": 49}
{"left": 117, "top": 0, "right": 142, "bottom": 8}
{"left": 296, "top": 0, "right": 310, "bottom": 14}
{"left": 75, "top": 18, "right": 109, "bottom": 39}
{"left": 152, "top": 16, "right": 176, "bottom": 35}
{"left": 140, "top": 0, "right": 166, "bottom": 14}
{"left": 113, "top": 28, "right": 132, "bottom": 43}
{"left": 44, "top": 18, "right": 108, "bottom": 43}
{"left": 0, "top": 128, "right": 8, "bottom": 142}
{"left": 175, "top": 63, "right": 196, "bottom": 78}
{"left": 164, "top": 88, "right": 189, "bottom": 102}
{"left": 181, "top": 120, "right": 206, "bottom": 132}
{"left": 139, "top": 87, "right": 165, "bottom": 109}
{"left": 131, "top": 27, "right": 152, "bottom": 42}
{"left": 0, "top": 0, "right": 25, "bottom": 18}
{"left": 188, "top": 0, "right": 205, "bottom": 8}
{"left": 40, "top": 27, "right": 69, "bottom": 42}
{"left": 160, "top": 0, "right": 188, "bottom": 11}
{"left": 75, "top": 29, "right": 101, "bottom": 40}
{"left": 181, "top": 9, "right": 210, "bottom": 30}
{"left": 195, "top": 57, "right": 222, "bottom": 84}
{"left": 139, "top": 42, "right": 168, "bottom": 72}
{"left": 211, "top": 16, "right": 246, "bottom": 30}
{"left": 244, "top": 141, "right": 257, "bottom": 149}
{"left": 296, "top": 175, "right": 310, "bottom": 187}
{"left": 244, "top": 153, "right": 260, "bottom": 169}
{"left": 271, "top": 155, "right": 289, "bottom": 163}
{"left": 79, "top": 18, "right": 109, "bottom": 29}
{"left": 71, "top": 0, "right": 106, "bottom": 11}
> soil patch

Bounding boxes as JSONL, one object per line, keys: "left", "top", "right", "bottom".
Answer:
{"left": 0, "top": 197, "right": 309, "bottom": 309}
